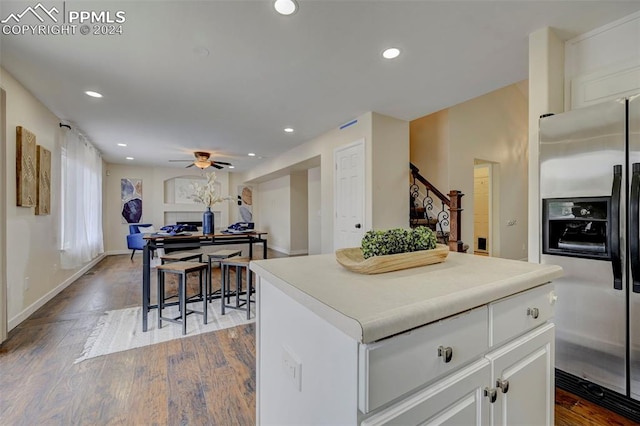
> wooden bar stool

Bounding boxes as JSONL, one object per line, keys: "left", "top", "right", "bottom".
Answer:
{"left": 204, "top": 249, "right": 242, "bottom": 301}
{"left": 220, "top": 257, "right": 253, "bottom": 319}
{"left": 157, "top": 261, "right": 208, "bottom": 335}
{"left": 159, "top": 251, "right": 205, "bottom": 300}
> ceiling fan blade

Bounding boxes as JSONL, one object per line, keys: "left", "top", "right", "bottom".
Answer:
{"left": 213, "top": 161, "right": 232, "bottom": 165}
{"left": 212, "top": 163, "right": 224, "bottom": 169}
{"left": 169, "top": 159, "right": 193, "bottom": 162}
{"left": 185, "top": 163, "right": 195, "bottom": 168}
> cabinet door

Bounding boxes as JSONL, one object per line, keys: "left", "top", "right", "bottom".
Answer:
{"left": 361, "top": 358, "right": 491, "bottom": 426}
{"left": 486, "top": 323, "right": 555, "bottom": 426}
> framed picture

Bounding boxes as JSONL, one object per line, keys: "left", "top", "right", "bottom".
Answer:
{"left": 121, "top": 178, "right": 143, "bottom": 223}
{"left": 237, "top": 185, "right": 253, "bottom": 222}
{"left": 35, "top": 145, "right": 51, "bottom": 215}
{"left": 16, "top": 126, "right": 37, "bottom": 207}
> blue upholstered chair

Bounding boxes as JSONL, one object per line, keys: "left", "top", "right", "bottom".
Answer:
{"left": 127, "top": 223, "right": 154, "bottom": 260}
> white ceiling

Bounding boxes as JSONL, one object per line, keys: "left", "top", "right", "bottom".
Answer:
{"left": 2, "top": 1, "right": 640, "bottom": 172}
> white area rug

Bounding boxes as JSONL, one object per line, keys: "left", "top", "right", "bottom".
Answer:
{"left": 75, "top": 298, "right": 254, "bottom": 363}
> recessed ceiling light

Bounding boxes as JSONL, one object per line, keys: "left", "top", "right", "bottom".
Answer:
{"left": 284, "top": 127, "right": 294, "bottom": 133}
{"left": 382, "top": 48, "right": 401, "bottom": 59}
{"left": 85, "top": 90, "right": 103, "bottom": 98}
{"left": 126, "top": 157, "right": 134, "bottom": 160}
{"left": 228, "top": 165, "right": 235, "bottom": 169}
{"left": 117, "top": 143, "right": 127, "bottom": 147}
{"left": 274, "top": 0, "right": 297, "bottom": 15}
{"left": 248, "top": 153, "right": 256, "bottom": 157}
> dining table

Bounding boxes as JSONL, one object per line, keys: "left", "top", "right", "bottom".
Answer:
{"left": 141, "top": 230, "right": 268, "bottom": 332}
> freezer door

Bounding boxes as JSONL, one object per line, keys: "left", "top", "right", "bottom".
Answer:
{"left": 540, "top": 99, "right": 627, "bottom": 394}
{"left": 628, "top": 95, "right": 640, "bottom": 400}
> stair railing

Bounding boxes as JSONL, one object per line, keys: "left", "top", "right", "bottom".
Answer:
{"left": 410, "top": 163, "right": 465, "bottom": 252}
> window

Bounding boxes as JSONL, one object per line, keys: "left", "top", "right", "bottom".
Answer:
{"left": 59, "top": 128, "right": 104, "bottom": 268}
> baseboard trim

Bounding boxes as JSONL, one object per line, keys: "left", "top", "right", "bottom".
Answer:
{"left": 269, "top": 245, "right": 289, "bottom": 255}
{"left": 8, "top": 254, "right": 107, "bottom": 330}
{"left": 106, "top": 249, "right": 132, "bottom": 256}
{"left": 288, "top": 249, "right": 309, "bottom": 256}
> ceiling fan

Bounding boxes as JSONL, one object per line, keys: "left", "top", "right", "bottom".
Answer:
{"left": 168, "top": 151, "right": 233, "bottom": 169}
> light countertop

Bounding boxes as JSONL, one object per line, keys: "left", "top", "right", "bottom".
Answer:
{"left": 250, "top": 252, "right": 563, "bottom": 343}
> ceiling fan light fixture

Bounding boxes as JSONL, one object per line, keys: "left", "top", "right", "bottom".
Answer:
{"left": 194, "top": 160, "right": 211, "bottom": 169}
{"left": 274, "top": 0, "right": 297, "bottom": 16}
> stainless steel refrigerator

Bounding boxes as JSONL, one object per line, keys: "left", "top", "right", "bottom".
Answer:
{"left": 539, "top": 95, "right": 640, "bottom": 419}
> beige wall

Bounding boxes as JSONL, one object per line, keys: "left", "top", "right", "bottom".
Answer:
{"left": 473, "top": 165, "right": 490, "bottom": 254}
{"left": 410, "top": 82, "right": 529, "bottom": 260}
{"left": 2, "top": 68, "right": 102, "bottom": 329}
{"left": 371, "top": 113, "right": 410, "bottom": 230}
{"left": 290, "top": 171, "right": 309, "bottom": 255}
{"left": 307, "top": 166, "right": 321, "bottom": 255}
{"left": 257, "top": 175, "right": 291, "bottom": 254}
{"left": 1, "top": 88, "right": 6, "bottom": 342}
{"left": 103, "top": 163, "right": 232, "bottom": 254}
{"left": 242, "top": 112, "right": 374, "bottom": 254}
{"left": 242, "top": 111, "right": 410, "bottom": 253}
{"left": 410, "top": 110, "right": 450, "bottom": 192}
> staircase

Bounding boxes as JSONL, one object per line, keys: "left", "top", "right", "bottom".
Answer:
{"left": 410, "top": 163, "right": 467, "bottom": 252}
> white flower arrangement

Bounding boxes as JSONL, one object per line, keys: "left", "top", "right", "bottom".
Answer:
{"left": 189, "top": 172, "right": 231, "bottom": 208}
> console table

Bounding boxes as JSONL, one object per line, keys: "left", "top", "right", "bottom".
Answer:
{"left": 141, "top": 231, "right": 267, "bottom": 332}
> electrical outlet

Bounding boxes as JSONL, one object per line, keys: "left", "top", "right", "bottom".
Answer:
{"left": 24, "top": 277, "right": 29, "bottom": 290}
{"left": 282, "top": 346, "right": 302, "bottom": 392}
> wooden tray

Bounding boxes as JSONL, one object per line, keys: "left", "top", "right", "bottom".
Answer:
{"left": 335, "top": 244, "right": 449, "bottom": 274}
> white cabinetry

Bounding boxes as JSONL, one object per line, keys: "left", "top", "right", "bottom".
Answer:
{"left": 257, "top": 278, "right": 556, "bottom": 426}
{"left": 487, "top": 323, "right": 555, "bottom": 426}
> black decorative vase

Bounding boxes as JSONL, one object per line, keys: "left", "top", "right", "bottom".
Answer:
{"left": 203, "top": 207, "right": 214, "bottom": 235}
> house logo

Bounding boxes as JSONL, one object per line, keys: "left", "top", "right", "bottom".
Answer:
{"left": 1, "top": 3, "right": 59, "bottom": 24}
{"left": 2, "top": 2, "right": 126, "bottom": 36}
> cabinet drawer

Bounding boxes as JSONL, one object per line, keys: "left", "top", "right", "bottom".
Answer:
{"left": 489, "top": 283, "right": 555, "bottom": 347}
{"left": 358, "top": 306, "right": 488, "bottom": 413}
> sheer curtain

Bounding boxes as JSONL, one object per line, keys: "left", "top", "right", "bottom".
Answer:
{"left": 60, "top": 127, "right": 104, "bottom": 269}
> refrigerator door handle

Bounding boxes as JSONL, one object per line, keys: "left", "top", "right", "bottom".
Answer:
{"left": 612, "top": 165, "right": 623, "bottom": 290}
{"left": 631, "top": 163, "right": 640, "bottom": 293}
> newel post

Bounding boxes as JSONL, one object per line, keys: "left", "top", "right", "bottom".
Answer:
{"left": 448, "top": 190, "right": 464, "bottom": 252}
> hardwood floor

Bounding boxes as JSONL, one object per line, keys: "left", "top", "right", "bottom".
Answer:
{"left": 0, "top": 252, "right": 637, "bottom": 425}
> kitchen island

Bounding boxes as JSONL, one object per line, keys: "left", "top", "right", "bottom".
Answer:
{"left": 250, "top": 252, "right": 563, "bottom": 425}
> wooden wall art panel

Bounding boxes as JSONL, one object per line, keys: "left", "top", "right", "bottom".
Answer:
{"left": 36, "top": 145, "right": 51, "bottom": 215}
{"left": 16, "top": 126, "right": 37, "bottom": 207}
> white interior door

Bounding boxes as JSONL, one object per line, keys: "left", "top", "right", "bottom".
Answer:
{"left": 334, "top": 139, "right": 365, "bottom": 250}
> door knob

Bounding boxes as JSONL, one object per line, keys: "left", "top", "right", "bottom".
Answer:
{"left": 355, "top": 223, "right": 361, "bottom": 229}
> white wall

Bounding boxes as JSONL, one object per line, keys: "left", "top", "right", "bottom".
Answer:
{"left": 290, "top": 171, "right": 308, "bottom": 255}
{"left": 103, "top": 163, "right": 232, "bottom": 254}
{"left": 257, "top": 175, "right": 291, "bottom": 254}
{"left": 2, "top": 68, "right": 103, "bottom": 330}
{"left": 308, "top": 167, "right": 321, "bottom": 255}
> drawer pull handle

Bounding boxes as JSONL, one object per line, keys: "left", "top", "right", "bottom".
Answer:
{"left": 496, "top": 378, "right": 510, "bottom": 393}
{"left": 484, "top": 387, "right": 497, "bottom": 403}
{"left": 437, "top": 345, "right": 453, "bottom": 363}
{"left": 527, "top": 307, "right": 539, "bottom": 319}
